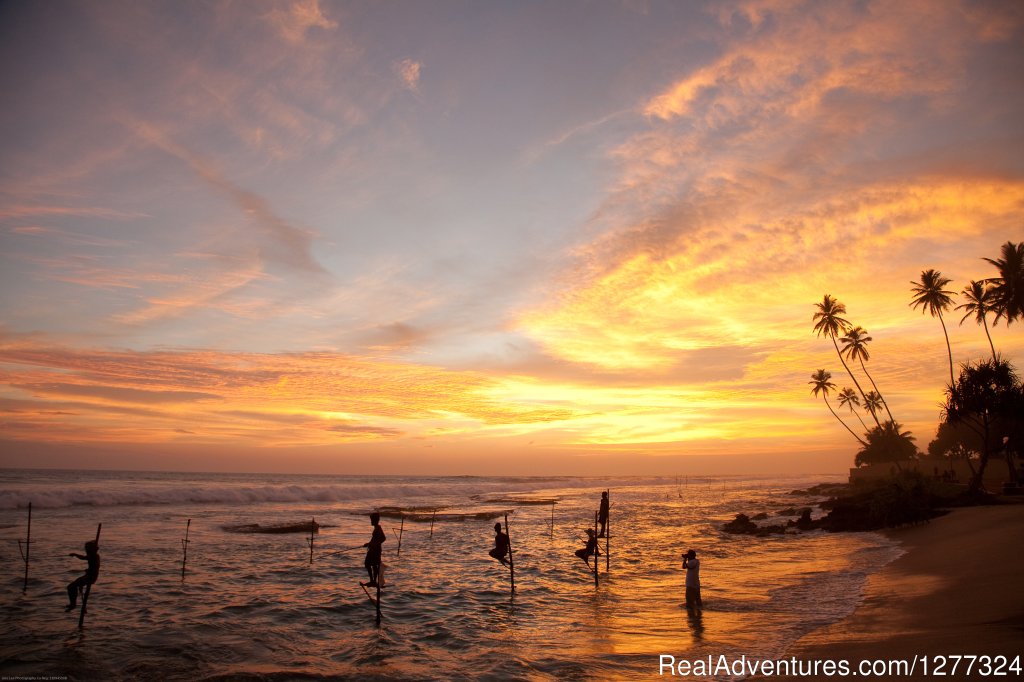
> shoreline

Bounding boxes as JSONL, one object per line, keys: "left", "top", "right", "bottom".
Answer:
{"left": 771, "top": 503, "right": 1024, "bottom": 680}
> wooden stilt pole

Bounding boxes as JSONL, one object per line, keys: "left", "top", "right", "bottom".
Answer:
{"left": 396, "top": 514, "right": 404, "bottom": 557}
{"left": 78, "top": 523, "right": 102, "bottom": 629}
{"left": 18, "top": 503, "right": 32, "bottom": 594}
{"left": 605, "top": 489, "right": 610, "bottom": 573}
{"left": 505, "top": 513, "right": 515, "bottom": 594}
{"left": 593, "top": 512, "right": 599, "bottom": 587}
{"left": 550, "top": 501, "right": 554, "bottom": 538}
{"left": 181, "top": 519, "right": 191, "bottom": 579}
{"left": 430, "top": 509, "right": 436, "bottom": 538}
{"left": 307, "top": 517, "right": 315, "bottom": 565}
{"left": 375, "top": 568, "right": 382, "bottom": 624}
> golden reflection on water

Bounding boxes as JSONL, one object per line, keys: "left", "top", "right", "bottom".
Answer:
{"left": 0, "top": 475, "right": 898, "bottom": 680}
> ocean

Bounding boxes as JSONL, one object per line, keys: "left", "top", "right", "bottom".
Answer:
{"left": 0, "top": 470, "right": 900, "bottom": 681}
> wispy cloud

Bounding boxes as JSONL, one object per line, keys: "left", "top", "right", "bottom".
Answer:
{"left": 394, "top": 58, "right": 423, "bottom": 92}
{"left": 265, "top": 0, "right": 338, "bottom": 45}
{"left": 132, "top": 121, "right": 325, "bottom": 276}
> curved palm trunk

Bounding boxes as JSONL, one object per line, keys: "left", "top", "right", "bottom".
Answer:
{"left": 938, "top": 311, "right": 954, "bottom": 389}
{"left": 982, "top": 318, "right": 997, "bottom": 363}
{"left": 822, "top": 395, "right": 866, "bottom": 445}
{"left": 831, "top": 335, "right": 880, "bottom": 427}
{"left": 859, "top": 358, "right": 895, "bottom": 424}
{"left": 848, "top": 406, "right": 869, "bottom": 432}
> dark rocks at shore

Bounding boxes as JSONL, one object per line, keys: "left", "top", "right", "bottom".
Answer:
{"left": 722, "top": 513, "right": 787, "bottom": 535}
{"left": 725, "top": 473, "right": 984, "bottom": 535}
{"left": 788, "top": 483, "right": 850, "bottom": 497}
{"left": 723, "top": 508, "right": 818, "bottom": 535}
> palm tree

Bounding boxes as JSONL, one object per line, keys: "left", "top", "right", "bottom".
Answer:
{"left": 855, "top": 421, "right": 916, "bottom": 471}
{"left": 956, "top": 280, "right": 998, "bottom": 362}
{"left": 809, "top": 369, "right": 866, "bottom": 445}
{"left": 837, "top": 387, "right": 869, "bottom": 432}
{"left": 983, "top": 241, "right": 1024, "bottom": 325}
{"left": 812, "top": 295, "right": 875, "bottom": 423}
{"left": 863, "top": 391, "right": 883, "bottom": 421}
{"left": 840, "top": 326, "right": 894, "bottom": 424}
{"left": 910, "top": 269, "right": 956, "bottom": 388}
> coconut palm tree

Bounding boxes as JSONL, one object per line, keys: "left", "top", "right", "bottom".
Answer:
{"left": 812, "top": 295, "right": 875, "bottom": 423}
{"left": 863, "top": 391, "right": 883, "bottom": 421}
{"left": 840, "top": 326, "right": 893, "bottom": 424}
{"left": 809, "top": 369, "right": 866, "bottom": 445}
{"left": 837, "top": 387, "right": 869, "bottom": 432}
{"left": 910, "top": 269, "right": 956, "bottom": 388}
{"left": 956, "top": 280, "right": 998, "bottom": 362}
{"left": 983, "top": 241, "right": 1024, "bottom": 325}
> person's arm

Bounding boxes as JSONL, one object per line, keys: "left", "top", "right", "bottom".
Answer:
{"left": 69, "top": 553, "right": 86, "bottom": 560}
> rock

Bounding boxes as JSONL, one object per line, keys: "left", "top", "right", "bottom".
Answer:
{"left": 722, "top": 513, "right": 786, "bottom": 536}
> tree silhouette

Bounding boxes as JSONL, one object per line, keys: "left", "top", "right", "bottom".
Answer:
{"left": 840, "top": 326, "right": 894, "bottom": 424}
{"left": 810, "top": 369, "right": 866, "bottom": 445}
{"left": 983, "top": 241, "right": 1024, "bottom": 325}
{"left": 855, "top": 421, "right": 916, "bottom": 470}
{"left": 837, "top": 387, "right": 869, "bottom": 432}
{"left": 942, "top": 358, "right": 1023, "bottom": 491}
{"left": 862, "top": 391, "right": 883, "bottom": 421}
{"left": 956, "top": 280, "right": 998, "bottom": 362}
{"left": 910, "top": 269, "right": 956, "bottom": 389}
{"left": 812, "top": 295, "right": 877, "bottom": 426}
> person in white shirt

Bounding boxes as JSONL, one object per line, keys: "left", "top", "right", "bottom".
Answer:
{"left": 683, "top": 549, "right": 702, "bottom": 613}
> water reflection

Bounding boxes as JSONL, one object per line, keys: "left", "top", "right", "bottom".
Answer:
{"left": 687, "top": 608, "right": 705, "bottom": 641}
{"left": 0, "top": 473, "right": 898, "bottom": 681}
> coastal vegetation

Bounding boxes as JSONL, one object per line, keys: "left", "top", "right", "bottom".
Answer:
{"left": 735, "top": 241, "right": 1024, "bottom": 535}
{"left": 808, "top": 240, "right": 1022, "bottom": 483}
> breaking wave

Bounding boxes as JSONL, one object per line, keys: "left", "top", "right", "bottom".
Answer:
{"left": 0, "top": 473, "right": 678, "bottom": 510}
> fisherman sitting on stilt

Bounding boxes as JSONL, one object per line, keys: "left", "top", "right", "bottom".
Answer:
{"left": 489, "top": 522, "right": 510, "bottom": 566}
{"left": 575, "top": 528, "right": 599, "bottom": 567}
{"left": 66, "top": 540, "right": 100, "bottom": 611}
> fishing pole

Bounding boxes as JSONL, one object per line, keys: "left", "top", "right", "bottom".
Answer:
{"left": 315, "top": 545, "right": 365, "bottom": 561}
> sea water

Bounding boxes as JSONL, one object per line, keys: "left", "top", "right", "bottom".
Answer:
{"left": 0, "top": 470, "right": 900, "bottom": 681}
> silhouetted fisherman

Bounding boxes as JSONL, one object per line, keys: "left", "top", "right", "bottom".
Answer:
{"left": 598, "top": 491, "right": 609, "bottom": 537}
{"left": 575, "top": 528, "right": 599, "bottom": 565}
{"left": 362, "top": 512, "right": 386, "bottom": 588}
{"left": 66, "top": 540, "right": 100, "bottom": 611}
{"left": 489, "top": 522, "right": 510, "bottom": 566}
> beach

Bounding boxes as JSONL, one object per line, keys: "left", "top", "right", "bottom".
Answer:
{"left": 776, "top": 503, "right": 1024, "bottom": 680}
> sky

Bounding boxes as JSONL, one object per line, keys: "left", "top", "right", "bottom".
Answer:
{"left": 1, "top": 0, "right": 1022, "bottom": 476}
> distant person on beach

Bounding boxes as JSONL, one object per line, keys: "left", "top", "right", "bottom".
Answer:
{"left": 598, "top": 491, "right": 609, "bottom": 537}
{"left": 683, "top": 549, "right": 702, "bottom": 613}
{"left": 575, "top": 528, "right": 599, "bottom": 566}
{"left": 363, "top": 512, "right": 386, "bottom": 587}
{"left": 66, "top": 540, "right": 100, "bottom": 611}
{"left": 489, "top": 522, "right": 510, "bottom": 566}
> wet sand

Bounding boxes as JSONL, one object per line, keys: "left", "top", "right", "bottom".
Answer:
{"left": 777, "top": 503, "right": 1024, "bottom": 680}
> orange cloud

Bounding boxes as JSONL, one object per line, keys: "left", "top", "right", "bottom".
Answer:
{"left": 0, "top": 339, "right": 579, "bottom": 447}
{"left": 522, "top": 179, "right": 1024, "bottom": 372}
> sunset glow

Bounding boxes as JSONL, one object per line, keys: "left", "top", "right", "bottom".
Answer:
{"left": 1, "top": 0, "right": 1021, "bottom": 474}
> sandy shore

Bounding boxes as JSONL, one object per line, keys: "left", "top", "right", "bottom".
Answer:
{"left": 771, "top": 503, "right": 1024, "bottom": 680}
